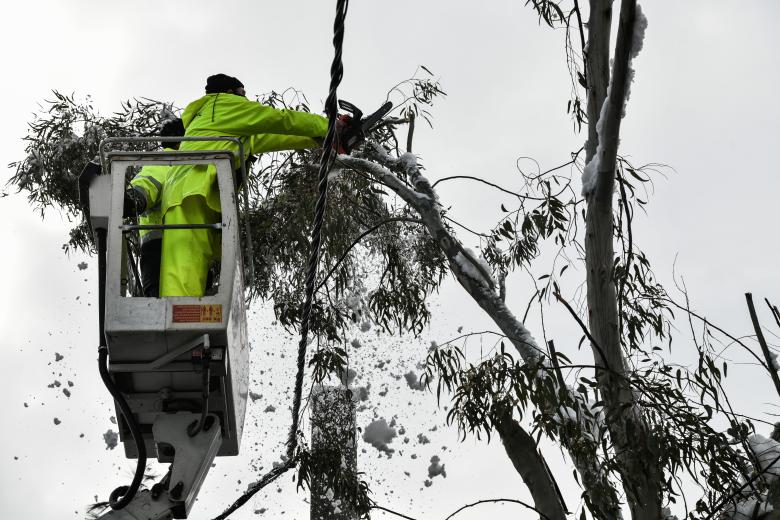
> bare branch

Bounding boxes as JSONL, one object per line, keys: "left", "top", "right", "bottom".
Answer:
{"left": 444, "top": 497, "right": 553, "bottom": 520}
{"left": 746, "top": 293, "right": 780, "bottom": 400}
{"left": 406, "top": 111, "right": 415, "bottom": 153}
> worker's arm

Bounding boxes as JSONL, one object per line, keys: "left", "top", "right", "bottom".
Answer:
{"left": 247, "top": 134, "right": 322, "bottom": 154}
{"left": 215, "top": 96, "right": 328, "bottom": 139}
{"left": 129, "top": 165, "right": 167, "bottom": 211}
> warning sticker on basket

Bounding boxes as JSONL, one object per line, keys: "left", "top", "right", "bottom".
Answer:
{"left": 172, "top": 304, "right": 223, "bottom": 323}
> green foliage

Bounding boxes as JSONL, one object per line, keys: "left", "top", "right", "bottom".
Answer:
{"left": 7, "top": 91, "right": 175, "bottom": 252}
{"left": 8, "top": 73, "right": 449, "bottom": 348}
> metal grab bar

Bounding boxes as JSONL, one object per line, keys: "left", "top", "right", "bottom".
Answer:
{"left": 99, "top": 136, "right": 255, "bottom": 288}
{"left": 121, "top": 223, "right": 225, "bottom": 232}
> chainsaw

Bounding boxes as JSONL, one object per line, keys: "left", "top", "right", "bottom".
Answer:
{"left": 336, "top": 99, "right": 393, "bottom": 153}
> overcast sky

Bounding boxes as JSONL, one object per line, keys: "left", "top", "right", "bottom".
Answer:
{"left": 1, "top": 1, "right": 779, "bottom": 519}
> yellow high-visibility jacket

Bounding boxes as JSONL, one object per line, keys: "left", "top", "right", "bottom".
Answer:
{"left": 129, "top": 147, "right": 176, "bottom": 244}
{"left": 161, "top": 93, "right": 329, "bottom": 216}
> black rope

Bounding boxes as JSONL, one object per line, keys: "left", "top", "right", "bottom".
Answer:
{"left": 287, "top": 0, "right": 348, "bottom": 459}
{"left": 211, "top": 4, "right": 349, "bottom": 518}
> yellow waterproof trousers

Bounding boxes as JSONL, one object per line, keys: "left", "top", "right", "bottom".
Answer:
{"left": 159, "top": 196, "right": 220, "bottom": 297}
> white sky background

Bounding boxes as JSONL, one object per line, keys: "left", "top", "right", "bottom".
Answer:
{"left": 0, "top": 1, "right": 779, "bottom": 519}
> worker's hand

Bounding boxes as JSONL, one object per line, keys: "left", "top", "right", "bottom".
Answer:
{"left": 332, "top": 114, "right": 353, "bottom": 155}
{"left": 123, "top": 187, "right": 147, "bottom": 218}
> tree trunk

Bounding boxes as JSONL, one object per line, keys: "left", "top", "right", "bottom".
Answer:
{"left": 310, "top": 386, "right": 358, "bottom": 520}
{"left": 495, "top": 412, "right": 568, "bottom": 520}
{"left": 584, "top": 1, "right": 663, "bottom": 518}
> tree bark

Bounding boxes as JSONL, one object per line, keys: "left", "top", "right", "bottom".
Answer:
{"left": 583, "top": 1, "right": 663, "bottom": 518}
{"left": 495, "top": 412, "right": 567, "bottom": 520}
{"left": 585, "top": 0, "right": 613, "bottom": 163}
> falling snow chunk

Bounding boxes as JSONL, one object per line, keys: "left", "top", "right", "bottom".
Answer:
{"left": 417, "top": 433, "right": 430, "bottom": 445}
{"left": 62, "top": 388, "right": 71, "bottom": 398}
{"left": 354, "top": 385, "right": 370, "bottom": 402}
{"left": 404, "top": 371, "right": 424, "bottom": 391}
{"left": 54, "top": 352, "right": 64, "bottom": 362}
{"left": 77, "top": 261, "right": 88, "bottom": 270}
{"left": 769, "top": 352, "right": 780, "bottom": 371}
{"left": 53, "top": 418, "right": 61, "bottom": 425}
{"left": 362, "top": 418, "right": 397, "bottom": 453}
{"left": 263, "top": 405, "right": 276, "bottom": 413}
{"left": 254, "top": 508, "right": 266, "bottom": 515}
{"left": 103, "top": 430, "right": 118, "bottom": 450}
{"left": 249, "top": 391, "right": 262, "bottom": 402}
{"left": 109, "top": 416, "right": 117, "bottom": 424}
{"left": 428, "top": 455, "right": 447, "bottom": 478}
{"left": 339, "top": 368, "right": 357, "bottom": 387}
{"left": 423, "top": 479, "right": 432, "bottom": 488}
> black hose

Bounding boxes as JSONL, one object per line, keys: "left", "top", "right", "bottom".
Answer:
{"left": 95, "top": 228, "right": 147, "bottom": 510}
{"left": 187, "top": 345, "right": 211, "bottom": 437}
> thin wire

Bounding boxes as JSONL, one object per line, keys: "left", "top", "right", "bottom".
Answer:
{"left": 287, "top": 0, "right": 349, "bottom": 459}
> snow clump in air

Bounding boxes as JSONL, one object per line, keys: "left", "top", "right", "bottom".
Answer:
{"left": 427, "top": 455, "right": 447, "bottom": 479}
{"left": 339, "top": 367, "right": 357, "bottom": 387}
{"left": 769, "top": 351, "right": 780, "bottom": 371}
{"left": 103, "top": 430, "right": 118, "bottom": 450}
{"left": 362, "top": 418, "right": 397, "bottom": 454}
{"left": 404, "top": 370, "right": 425, "bottom": 391}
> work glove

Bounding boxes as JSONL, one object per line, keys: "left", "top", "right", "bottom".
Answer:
{"left": 123, "top": 187, "right": 147, "bottom": 218}
{"left": 333, "top": 114, "right": 359, "bottom": 155}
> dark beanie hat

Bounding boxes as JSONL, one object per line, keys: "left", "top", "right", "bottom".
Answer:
{"left": 205, "top": 74, "right": 244, "bottom": 94}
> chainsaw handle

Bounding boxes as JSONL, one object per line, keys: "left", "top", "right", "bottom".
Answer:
{"left": 338, "top": 99, "right": 363, "bottom": 120}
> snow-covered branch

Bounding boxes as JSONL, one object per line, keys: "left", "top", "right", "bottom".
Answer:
{"left": 582, "top": 1, "right": 647, "bottom": 200}
{"left": 339, "top": 148, "right": 538, "bottom": 361}
{"left": 581, "top": 2, "right": 663, "bottom": 520}
{"left": 339, "top": 146, "right": 623, "bottom": 519}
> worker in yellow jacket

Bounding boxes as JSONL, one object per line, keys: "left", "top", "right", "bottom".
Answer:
{"left": 159, "top": 74, "right": 329, "bottom": 297}
{"left": 128, "top": 118, "right": 185, "bottom": 296}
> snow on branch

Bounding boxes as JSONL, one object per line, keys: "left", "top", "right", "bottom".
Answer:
{"left": 338, "top": 147, "right": 542, "bottom": 362}
{"left": 582, "top": 2, "right": 648, "bottom": 198}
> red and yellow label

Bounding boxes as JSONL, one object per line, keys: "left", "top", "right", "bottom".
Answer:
{"left": 172, "top": 304, "right": 223, "bottom": 324}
